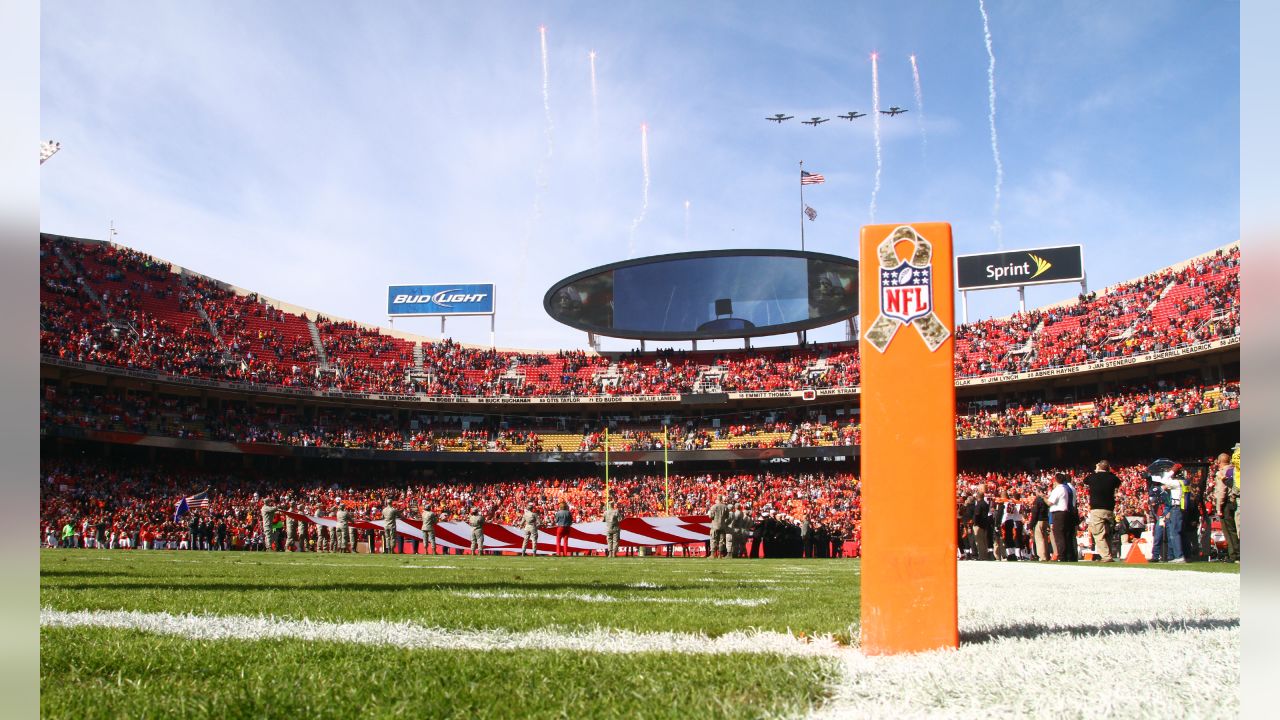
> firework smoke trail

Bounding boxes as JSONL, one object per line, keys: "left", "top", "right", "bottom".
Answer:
{"left": 589, "top": 50, "right": 599, "bottom": 128}
{"left": 628, "top": 123, "right": 651, "bottom": 259}
{"left": 978, "top": 0, "right": 1004, "bottom": 247}
{"left": 869, "top": 52, "right": 882, "bottom": 223}
{"left": 909, "top": 54, "right": 927, "bottom": 161}
{"left": 540, "top": 25, "right": 554, "bottom": 163}
{"left": 519, "top": 26, "right": 555, "bottom": 291}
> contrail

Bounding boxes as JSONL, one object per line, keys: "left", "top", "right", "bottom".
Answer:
{"left": 977, "top": 0, "right": 1004, "bottom": 247}
{"left": 628, "top": 123, "right": 650, "bottom": 259}
{"left": 683, "top": 200, "right": 691, "bottom": 244}
{"left": 869, "top": 52, "right": 882, "bottom": 223}
{"left": 909, "top": 54, "right": 927, "bottom": 161}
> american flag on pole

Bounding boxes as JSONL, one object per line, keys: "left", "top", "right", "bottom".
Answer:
{"left": 173, "top": 490, "right": 211, "bottom": 522}
{"left": 800, "top": 170, "right": 825, "bottom": 185}
{"left": 184, "top": 490, "right": 211, "bottom": 510}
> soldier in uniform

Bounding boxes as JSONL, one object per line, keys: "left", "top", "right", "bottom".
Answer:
{"left": 708, "top": 496, "right": 730, "bottom": 558}
{"left": 381, "top": 503, "right": 400, "bottom": 554}
{"left": 520, "top": 504, "right": 541, "bottom": 556}
{"left": 725, "top": 504, "right": 742, "bottom": 558}
{"left": 603, "top": 502, "right": 624, "bottom": 557}
{"left": 421, "top": 505, "right": 439, "bottom": 555}
{"left": 282, "top": 497, "right": 298, "bottom": 552}
{"left": 313, "top": 506, "right": 328, "bottom": 553}
{"left": 260, "top": 500, "right": 279, "bottom": 552}
{"left": 335, "top": 504, "right": 352, "bottom": 553}
{"left": 737, "top": 506, "right": 753, "bottom": 557}
{"left": 800, "top": 515, "right": 812, "bottom": 558}
{"left": 468, "top": 506, "right": 485, "bottom": 555}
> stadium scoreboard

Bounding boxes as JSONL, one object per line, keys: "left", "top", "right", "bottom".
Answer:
{"left": 544, "top": 249, "right": 858, "bottom": 342}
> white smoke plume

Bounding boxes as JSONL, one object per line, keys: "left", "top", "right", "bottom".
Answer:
{"left": 589, "top": 50, "right": 599, "bottom": 130}
{"left": 869, "top": 53, "right": 882, "bottom": 223}
{"left": 978, "top": 0, "right": 1004, "bottom": 247}
{"left": 628, "top": 123, "right": 650, "bottom": 258}
{"left": 909, "top": 54, "right": 927, "bottom": 162}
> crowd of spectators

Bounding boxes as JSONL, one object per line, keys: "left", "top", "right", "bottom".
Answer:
{"left": 1029, "top": 247, "right": 1240, "bottom": 371}
{"left": 42, "top": 454, "right": 1197, "bottom": 557}
{"left": 41, "top": 236, "right": 1241, "bottom": 399}
{"left": 39, "top": 459, "right": 863, "bottom": 551}
{"left": 42, "top": 377, "right": 1238, "bottom": 452}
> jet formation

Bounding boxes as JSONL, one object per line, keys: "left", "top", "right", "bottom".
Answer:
{"left": 767, "top": 109, "right": 904, "bottom": 125}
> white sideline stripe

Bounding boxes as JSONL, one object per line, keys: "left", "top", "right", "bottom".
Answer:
{"left": 40, "top": 608, "right": 841, "bottom": 656}
{"left": 808, "top": 562, "right": 1240, "bottom": 719}
{"left": 451, "top": 590, "right": 772, "bottom": 607}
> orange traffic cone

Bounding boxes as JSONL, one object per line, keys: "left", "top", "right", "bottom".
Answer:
{"left": 1125, "top": 542, "right": 1148, "bottom": 564}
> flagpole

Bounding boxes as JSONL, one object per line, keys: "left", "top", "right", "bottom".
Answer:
{"left": 663, "top": 425, "right": 671, "bottom": 515}
{"left": 799, "top": 160, "right": 806, "bottom": 252}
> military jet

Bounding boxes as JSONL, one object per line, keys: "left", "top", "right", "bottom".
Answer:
{"left": 800, "top": 117, "right": 829, "bottom": 126}
{"left": 765, "top": 113, "right": 794, "bottom": 123}
{"left": 880, "top": 106, "right": 909, "bottom": 116}
{"left": 837, "top": 111, "right": 867, "bottom": 120}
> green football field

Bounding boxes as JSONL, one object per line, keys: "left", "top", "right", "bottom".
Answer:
{"left": 41, "top": 550, "right": 860, "bottom": 720}
{"left": 40, "top": 550, "right": 1239, "bottom": 719}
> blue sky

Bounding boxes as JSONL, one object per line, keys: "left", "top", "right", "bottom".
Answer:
{"left": 40, "top": 0, "right": 1239, "bottom": 351}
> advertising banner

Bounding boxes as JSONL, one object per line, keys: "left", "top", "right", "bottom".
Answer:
{"left": 955, "top": 245, "right": 1083, "bottom": 290}
{"left": 388, "top": 283, "right": 495, "bottom": 316}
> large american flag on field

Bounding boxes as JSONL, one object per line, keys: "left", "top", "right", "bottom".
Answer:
{"left": 278, "top": 509, "right": 712, "bottom": 554}
{"left": 800, "top": 170, "right": 825, "bottom": 185}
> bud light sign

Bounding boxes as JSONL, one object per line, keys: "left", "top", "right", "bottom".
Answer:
{"left": 387, "top": 283, "right": 495, "bottom": 316}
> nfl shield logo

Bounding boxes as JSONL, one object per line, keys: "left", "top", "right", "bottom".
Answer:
{"left": 880, "top": 261, "right": 933, "bottom": 324}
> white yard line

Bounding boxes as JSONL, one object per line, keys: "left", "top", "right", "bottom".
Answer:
{"left": 74, "top": 555, "right": 462, "bottom": 570}
{"left": 450, "top": 590, "right": 772, "bottom": 607}
{"left": 40, "top": 607, "right": 837, "bottom": 656}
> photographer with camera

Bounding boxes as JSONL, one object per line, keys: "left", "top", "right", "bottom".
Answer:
{"left": 1082, "top": 460, "right": 1121, "bottom": 562}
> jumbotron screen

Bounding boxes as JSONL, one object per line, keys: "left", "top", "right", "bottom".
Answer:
{"left": 543, "top": 250, "right": 858, "bottom": 340}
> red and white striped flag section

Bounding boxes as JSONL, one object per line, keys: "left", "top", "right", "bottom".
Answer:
{"left": 277, "top": 510, "right": 711, "bottom": 554}
{"left": 800, "top": 170, "right": 825, "bottom": 185}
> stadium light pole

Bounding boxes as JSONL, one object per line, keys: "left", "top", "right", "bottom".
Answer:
{"left": 40, "top": 139, "right": 61, "bottom": 164}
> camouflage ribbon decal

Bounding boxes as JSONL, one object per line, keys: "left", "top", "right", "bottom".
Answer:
{"left": 864, "top": 225, "right": 951, "bottom": 353}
